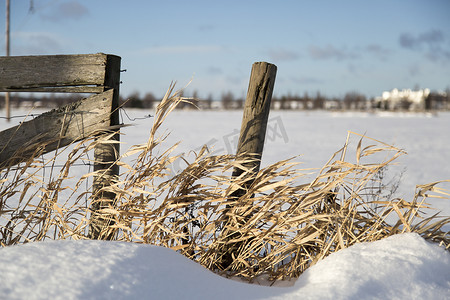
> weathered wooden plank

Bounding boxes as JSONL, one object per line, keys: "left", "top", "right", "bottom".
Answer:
{"left": 0, "top": 89, "right": 114, "bottom": 169}
{"left": 4, "top": 86, "right": 105, "bottom": 93}
{"left": 0, "top": 53, "right": 108, "bottom": 93}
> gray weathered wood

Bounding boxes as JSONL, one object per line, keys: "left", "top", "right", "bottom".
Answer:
{"left": 232, "top": 62, "right": 277, "bottom": 180}
{"left": 5, "top": 0, "right": 10, "bottom": 121}
{"left": 220, "top": 62, "right": 277, "bottom": 269}
{"left": 3, "top": 86, "right": 104, "bottom": 93}
{"left": 0, "top": 89, "right": 114, "bottom": 169}
{"left": 89, "top": 54, "right": 121, "bottom": 240}
{"left": 0, "top": 52, "right": 123, "bottom": 240}
{"left": 0, "top": 53, "right": 108, "bottom": 93}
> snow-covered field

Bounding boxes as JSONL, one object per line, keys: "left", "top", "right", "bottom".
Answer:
{"left": 0, "top": 233, "right": 449, "bottom": 300}
{"left": 129, "top": 109, "right": 450, "bottom": 215}
{"left": 1, "top": 109, "right": 449, "bottom": 299}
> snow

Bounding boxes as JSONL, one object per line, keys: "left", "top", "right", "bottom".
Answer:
{"left": 292, "top": 234, "right": 450, "bottom": 299}
{"left": 142, "top": 110, "right": 450, "bottom": 216}
{"left": 0, "top": 233, "right": 448, "bottom": 299}
{"left": 3, "top": 109, "right": 449, "bottom": 213}
{"left": 1, "top": 109, "right": 449, "bottom": 299}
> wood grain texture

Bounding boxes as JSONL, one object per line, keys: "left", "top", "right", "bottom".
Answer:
{"left": 233, "top": 62, "right": 277, "bottom": 177}
{"left": 90, "top": 55, "right": 121, "bottom": 240}
{"left": 0, "top": 89, "right": 114, "bottom": 169}
{"left": 0, "top": 53, "right": 108, "bottom": 93}
{"left": 0, "top": 52, "right": 123, "bottom": 239}
{"left": 220, "top": 62, "right": 277, "bottom": 269}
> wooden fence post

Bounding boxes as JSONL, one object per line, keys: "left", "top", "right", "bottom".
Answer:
{"left": 5, "top": 0, "right": 10, "bottom": 122}
{"left": 221, "top": 62, "right": 277, "bottom": 269}
{"left": 89, "top": 55, "right": 121, "bottom": 240}
{"left": 231, "top": 61, "right": 277, "bottom": 196}
{"left": 0, "top": 53, "right": 122, "bottom": 240}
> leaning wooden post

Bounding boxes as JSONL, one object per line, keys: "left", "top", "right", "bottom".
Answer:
{"left": 89, "top": 55, "right": 121, "bottom": 240}
{"left": 221, "top": 62, "right": 277, "bottom": 269}
{"left": 232, "top": 61, "right": 277, "bottom": 195}
{"left": 5, "top": 0, "right": 11, "bottom": 121}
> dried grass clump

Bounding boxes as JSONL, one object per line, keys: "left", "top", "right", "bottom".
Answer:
{"left": 1, "top": 83, "right": 449, "bottom": 281}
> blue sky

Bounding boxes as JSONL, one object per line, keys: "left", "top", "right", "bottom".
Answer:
{"left": 1, "top": 0, "right": 449, "bottom": 99}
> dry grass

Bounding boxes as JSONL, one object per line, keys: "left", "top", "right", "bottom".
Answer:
{"left": 1, "top": 83, "right": 449, "bottom": 281}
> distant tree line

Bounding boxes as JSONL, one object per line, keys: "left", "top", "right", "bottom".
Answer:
{"left": 1, "top": 89, "right": 449, "bottom": 111}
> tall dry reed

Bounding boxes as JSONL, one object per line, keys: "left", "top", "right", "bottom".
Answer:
{"left": 0, "top": 83, "right": 448, "bottom": 281}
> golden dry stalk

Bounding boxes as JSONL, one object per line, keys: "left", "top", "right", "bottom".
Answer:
{"left": 1, "top": 83, "right": 448, "bottom": 281}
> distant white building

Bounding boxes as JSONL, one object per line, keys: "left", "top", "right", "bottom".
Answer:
{"left": 376, "top": 88, "right": 430, "bottom": 110}
{"left": 324, "top": 99, "right": 341, "bottom": 110}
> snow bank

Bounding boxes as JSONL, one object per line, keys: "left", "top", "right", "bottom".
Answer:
{"left": 290, "top": 233, "right": 450, "bottom": 299}
{"left": 0, "top": 233, "right": 448, "bottom": 300}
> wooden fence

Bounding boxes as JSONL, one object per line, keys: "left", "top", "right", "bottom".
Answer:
{"left": 0, "top": 53, "right": 121, "bottom": 239}
{"left": 0, "top": 55, "right": 278, "bottom": 246}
